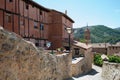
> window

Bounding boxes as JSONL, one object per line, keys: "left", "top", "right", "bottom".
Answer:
{"left": 34, "top": 21, "right": 38, "bottom": 29}
{"left": 8, "top": 0, "right": 13, "bottom": 2}
{"left": 35, "top": 43, "right": 39, "bottom": 47}
{"left": 113, "top": 47, "right": 114, "bottom": 50}
{"left": 32, "top": 4, "right": 35, "bottom": 8}
{"left": 6, "top": 13, "right": 12, "bottom": 23}
{"left": 74, "top": 48, "right": 79, "bottom": 55}
{"left": 40, "top": 24, "right": 44, "bottom": 30}
{"left": 25, "top": 3, "right": 29, "bottom": 10}
{"left": 40, "top": 10, "right": 42, "bottom": 15}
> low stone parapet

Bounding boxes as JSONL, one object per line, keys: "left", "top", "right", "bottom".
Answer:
{"left": 102, "top": 61, "right": 120, "bottom": 80}
{"left": 71, "top": 57, "right": 84, "bottom": 76}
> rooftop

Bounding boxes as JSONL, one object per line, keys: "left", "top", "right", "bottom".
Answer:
{"left": 92, "top": 43, "right": 120, "bottom": 48}
{"left": 73, "top": 41, "right": 92, "bottom": 50}
{"left": 24, "top": 1, "right": 74, "bottom": 23}
{"left": 92, "top": 43, "right": 110, "bottom": 48}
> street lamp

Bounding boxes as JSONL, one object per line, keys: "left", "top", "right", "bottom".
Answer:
{"left": 65, "top": 27, "right": 72, "bottom": 51}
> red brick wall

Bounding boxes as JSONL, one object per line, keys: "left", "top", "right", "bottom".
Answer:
{"left": 0, "top": 11, "right": 3, "bottom": 27}
{"left": 0, "top": 0, "right": 5, "bottom": 9}
{"left": 29, "top": 4, "right": 37, "bottom": 20}
{"left": 19, "top": 0, "right": 24, "bottom": 16}
{"left": 62, "top": 16, "right": 73, "bottom": 39}
{"left": 14, "top": 15, "right": 19, "bottom": 34}
{"left": 48, "top": 11, "right": 74, "bottom": 49}
{"left": 6, "top": 0, "right": 15, "bottom": 13}
{"left": 4, "top": 12, "right": 13, "bottom": 32}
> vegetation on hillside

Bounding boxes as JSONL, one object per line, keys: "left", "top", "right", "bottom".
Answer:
{"left": 115, "top": 27, "right": 120, "bottom": 32}
{"left": 74, "top": 25, "right": 120, "bottom": 44}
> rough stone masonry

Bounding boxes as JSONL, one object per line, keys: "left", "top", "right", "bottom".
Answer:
{"left": 0, "top": 26, "right": 72, "bottom": 80}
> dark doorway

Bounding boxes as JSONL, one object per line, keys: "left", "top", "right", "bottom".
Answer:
{"left": 35, "top": 43, "right": 39, "bottom": 47}
{"left": 74, "top": 48, "right": 80, "bottom": 55}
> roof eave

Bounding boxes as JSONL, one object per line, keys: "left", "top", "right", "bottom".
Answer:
{"left": 23, "top": 0, "right": 50, "bottom": 12}
{"left": 51, "top": 9, "right": 74, "bottom": 23}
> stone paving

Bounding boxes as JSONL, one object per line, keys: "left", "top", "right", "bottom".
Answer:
{"left": 68, "top": 65, "right": 103, "bottom": 80}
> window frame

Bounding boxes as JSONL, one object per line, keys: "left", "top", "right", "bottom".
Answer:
{"left": 6, "top": 13, "right": 12, "bottom": 23}
{"left": 25, "top": 3, "right": 29, "bottom": 10}
{"left": 40, "top": 24, "right": 44, "bottom": 30}
{"left": 34, "top": 21, "right": 38, "bottom": 29}
{"left": 74, "top": 48, "right": 80, "bottom": 55}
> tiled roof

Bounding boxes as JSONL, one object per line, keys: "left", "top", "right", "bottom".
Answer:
{"left": 92, "top": 43, "right": 110, "bottom": 48}
{"left": 92, "top": 43, "right": 120, "bottom": 48}
{"left": 73, "top": 41, "right": 92, "bottom": 49}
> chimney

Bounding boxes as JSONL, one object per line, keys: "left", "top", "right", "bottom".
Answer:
{"left": 65, "top": 10, "right": 67, "bottom": 15}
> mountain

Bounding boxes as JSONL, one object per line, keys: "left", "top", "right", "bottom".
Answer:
{"left": 114, "top": 27, "right": 120, "bottom": 32}
{"left": 74, "top": 25, "right": 120, "bottom": 44}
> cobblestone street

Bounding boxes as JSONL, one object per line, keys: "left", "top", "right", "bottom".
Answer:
{"left": 69, "top": 65, "right": 103, "bottom": 80}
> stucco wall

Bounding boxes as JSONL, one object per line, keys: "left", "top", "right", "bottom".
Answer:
{"left": 0, "top": 27, "right": 72, "bottom": 80}
{"left": 102, "top": 61, "right": 120, "bottom": 80}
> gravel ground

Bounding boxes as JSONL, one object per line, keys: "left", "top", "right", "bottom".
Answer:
{"left": 68, "top": 65, "right": 103, "bottom": 80}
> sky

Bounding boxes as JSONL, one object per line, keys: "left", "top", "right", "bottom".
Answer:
{"left": 33, "top": 0, "right": 120, "bottom": 28}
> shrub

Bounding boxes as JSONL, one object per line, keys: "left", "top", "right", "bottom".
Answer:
{"left": 108, "top": 55, "right": 120, "bottom": 63}
{"left": 94, "top": 54, "right": 103, "bottom": 67}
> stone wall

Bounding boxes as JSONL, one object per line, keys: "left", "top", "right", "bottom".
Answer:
{"left": 102, "top": 61, "right": 120, "bottom": 80}
{"left": 92, "top": 48, "right": 107, "bottom": 54}
{"left": 107, "top": 46, "right": 120, "bottom": 56}
{"left": 71, "top": 48, "right": 92, "bottom": 77}
{"left": 0, "top": 27, "right": 72, "bottom": 80}
{"left": 72, "top": 57, "right": 84, "bottom": 76}
{"left": 84, "top": 48, "right": 93, "bottom": 73}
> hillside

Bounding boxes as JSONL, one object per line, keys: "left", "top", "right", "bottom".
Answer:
{"left": 74, "top": 25, "right": 120, "bottom": 43}
{"left": 115, "top": 27, "right": 120, "bottom": 32}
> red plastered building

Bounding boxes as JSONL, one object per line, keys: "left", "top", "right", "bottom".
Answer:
{"left": 0, "top": 0, "right": 74, "bottom": 50}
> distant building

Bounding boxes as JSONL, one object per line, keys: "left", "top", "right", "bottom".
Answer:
{"left": 107, "top": 44, "right": 120, "bottom": 56}
{"left": 92, "top": 42, "right": 120, "bottom": 56}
